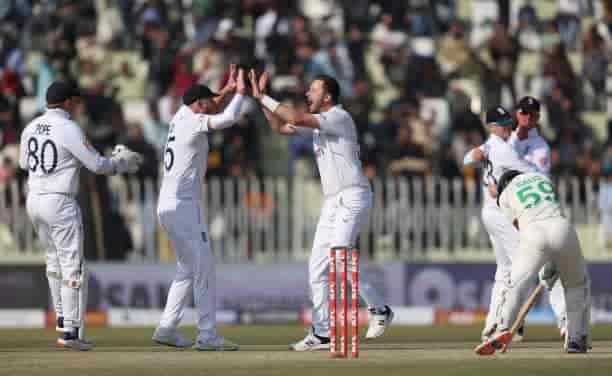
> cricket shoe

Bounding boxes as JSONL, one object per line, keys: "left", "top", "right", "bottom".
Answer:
{"left": 481, "top": 324, "right": 497, "bottom": 342}
{"left": 152, "top": 327, "right": 193, "bottom": 348}
{"left": 56, "top": 331, "right": 94, "bottom": 351}
{"left": 566, "top": 336, "right": 589, "bottom": 354}
{"left": 512, "top": 325, "right": 525, "bottom": 343}
{"left": 366, "top": 306, "right": 394, "bottom": 338}
{"left": 193, "top": 336, "right": 239, "bottom": 351}
{"left": 289, "top": 330, "right": 330, "bottom": 351}
{"left": 474, "top": 331, "right": 513, "bottom": 356}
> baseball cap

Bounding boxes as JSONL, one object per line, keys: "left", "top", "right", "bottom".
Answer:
{"left": 183, "top": 84, "right": 219, "bottom": 105}
{"left": 485, "top": 106, "right": 513, "bottom": 127}
{"left": 516, "top": 96, "right": 540, "bottom": 113}
{"left": 46, "top": 82, "right": 80, "bottom": 105}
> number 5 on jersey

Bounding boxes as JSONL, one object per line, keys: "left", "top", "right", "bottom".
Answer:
{"left": 164, "top": 135, "right": 175, "bottom": 171}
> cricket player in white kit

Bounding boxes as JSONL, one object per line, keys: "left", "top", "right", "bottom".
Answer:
{"left": 152, "top": 67, "right": 246, "bottom": 351}
{"left": 476, "top": 170, "right": 591, "bottom": 354}
{"left": 463, "top": 106, "right": 540, "bottom": 341}
{"left": 510, "top": 96, "right": 567, "bottom": 338}
{"left": 248, "top": 71, "right": 392, "bottom": 351}
{"left": 19, "top": 82, "right": 143, "bottom": 350}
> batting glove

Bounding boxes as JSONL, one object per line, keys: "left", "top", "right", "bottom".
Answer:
{"left": 538, "top": 261, "right": 559, "bottom": 290}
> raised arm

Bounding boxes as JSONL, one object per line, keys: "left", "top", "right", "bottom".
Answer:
{"left": 199, "top": 68, "right": 247, "bottom": 131}
{"left": 251, "top": 72, "right": 320, "bottom": 129}
{"left": 210, "top": 64, "right": 237, "bottom": 113}
{"left": 249, "top": 70, "right": 296, "bottom": 135}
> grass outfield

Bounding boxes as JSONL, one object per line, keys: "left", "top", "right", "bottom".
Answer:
{"left": 1, "top": 325, "right": 612, "bottom": 376}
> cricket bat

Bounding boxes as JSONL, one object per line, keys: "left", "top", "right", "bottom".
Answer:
{"left": 474, "top": 283, "right": 545, "bottom": 355}
{"left": 510, "top": 283, "right": 545, "bottom": 336}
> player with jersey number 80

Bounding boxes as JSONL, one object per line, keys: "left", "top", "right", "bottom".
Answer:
{"left": 19, "top": 81, "right": 144, "bottom": 350}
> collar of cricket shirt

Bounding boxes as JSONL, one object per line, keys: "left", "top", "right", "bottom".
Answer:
{"left": 490, "top": 134, "right": 506, "bottom": 143}
{"left": 46, "top": 108, "right": 71, "bottom": 120}
{"left": 527, "top": 127, "right": 539, "bottom": 138}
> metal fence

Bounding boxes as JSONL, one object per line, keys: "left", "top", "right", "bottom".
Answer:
{"left": 0, "top": 175, "right": 607, "bottom": 263}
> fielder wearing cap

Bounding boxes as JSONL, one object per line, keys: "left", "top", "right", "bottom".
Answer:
{"left": 463, "top": 105, "right": 539, "bottom": 342}
{"left": 154, "top": 67, "right": 247, "bottom": 351}
{"left": 18, "top": 81, "right": 144, "bottom": 350}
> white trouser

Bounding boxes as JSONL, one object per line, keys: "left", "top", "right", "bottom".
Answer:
{"left": 310, "top": 186, "right": 386, "bottom": 337}
{"left": 481, "top": 203, "right": 518, "bottom": 336}
{"left": 158, "top": 199, "right": 216, "bottom": 340}
{"left": 499, "top": 218, "right": 590, "bottom": 342}
{"left": 481, "top": 204, "right": 567, "bottom": 335}
{"left": 27, "top": 193, "right": 85, "bottom": 331}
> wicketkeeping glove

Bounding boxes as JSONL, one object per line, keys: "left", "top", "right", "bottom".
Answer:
{"left": 538, "top": 261, "right": 560, "bottom": 290}
{"left": 111, "top": 144, "right": 144, "bottom": 174}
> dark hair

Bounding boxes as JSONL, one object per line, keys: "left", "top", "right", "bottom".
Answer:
{"left": 313, "top": 75, "right": 340, "bottom": 104}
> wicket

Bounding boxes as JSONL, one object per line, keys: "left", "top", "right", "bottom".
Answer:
{"left": 329, "top": 247, "right": 359, "bottom": 358}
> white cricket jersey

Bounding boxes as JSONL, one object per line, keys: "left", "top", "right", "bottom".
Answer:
{"left": 509, "top": 128, "right": 551, "bottom": 175}
{"left": 309, "top": 105, "right": 370, "bottom": 197}
{"left": 158, "top": 105, "right": 211, "bottom": 202}
{"left": 18, "top": 108, "right": 116, "bottom": 196}
{"left": 498, "top": 172, "right": 562, "bottom": 227}
{"left": 475, "top": 134, "right": 537, "bottom": 206}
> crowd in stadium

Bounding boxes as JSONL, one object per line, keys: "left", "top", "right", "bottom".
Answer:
{"left": 1, "top": 0, "right": 612, "bottom": 188}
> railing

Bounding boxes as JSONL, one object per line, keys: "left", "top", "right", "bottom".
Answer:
{"left": 0, "top": 175, "right": 606, "bottom": 263}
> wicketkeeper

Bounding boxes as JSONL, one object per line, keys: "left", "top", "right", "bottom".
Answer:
{"left": 19, "top": 82, "right": 143, "bottom": 350}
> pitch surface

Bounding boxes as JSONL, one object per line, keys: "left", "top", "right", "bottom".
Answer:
{"left": 2, "top": 325, "right": 611, "bottom": 376}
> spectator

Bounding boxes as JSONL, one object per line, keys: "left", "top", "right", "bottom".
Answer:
{"left": 481, "top": 21, "right": 520, "bottom": 108}
{"left": 387, "top": 125, "right": 430, "bottom": 178}
{"left": 142, "top": 102, "right": 169, "bottom": 157}
{"left": 515, "top": 0, "right": 540, "bottom": 51}
{"left": 344, "top": 79, "right": 374, "bottom": 138}
{"left": 556, "top": 0, "right": 586, "bottom": 49}
{"left": 582, "top": 24, "right": 609, "bottom": 110}
{"left": 144, "top": 22, "right": 177, "bottom": 103}
{"left": 438, "top": 22, "right": 480, "bottom": 78}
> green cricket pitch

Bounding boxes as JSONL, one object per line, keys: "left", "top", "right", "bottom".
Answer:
{"left": 2, "top": 325, "right": 612, "bottom": 376}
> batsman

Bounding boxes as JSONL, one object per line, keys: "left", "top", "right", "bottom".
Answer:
{"left": 476, "top": 170, "right": 591, "bottom": 355}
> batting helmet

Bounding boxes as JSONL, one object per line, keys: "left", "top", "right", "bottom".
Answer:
{"left": 497, "top": 169, "right": 523, "bottom": 206}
